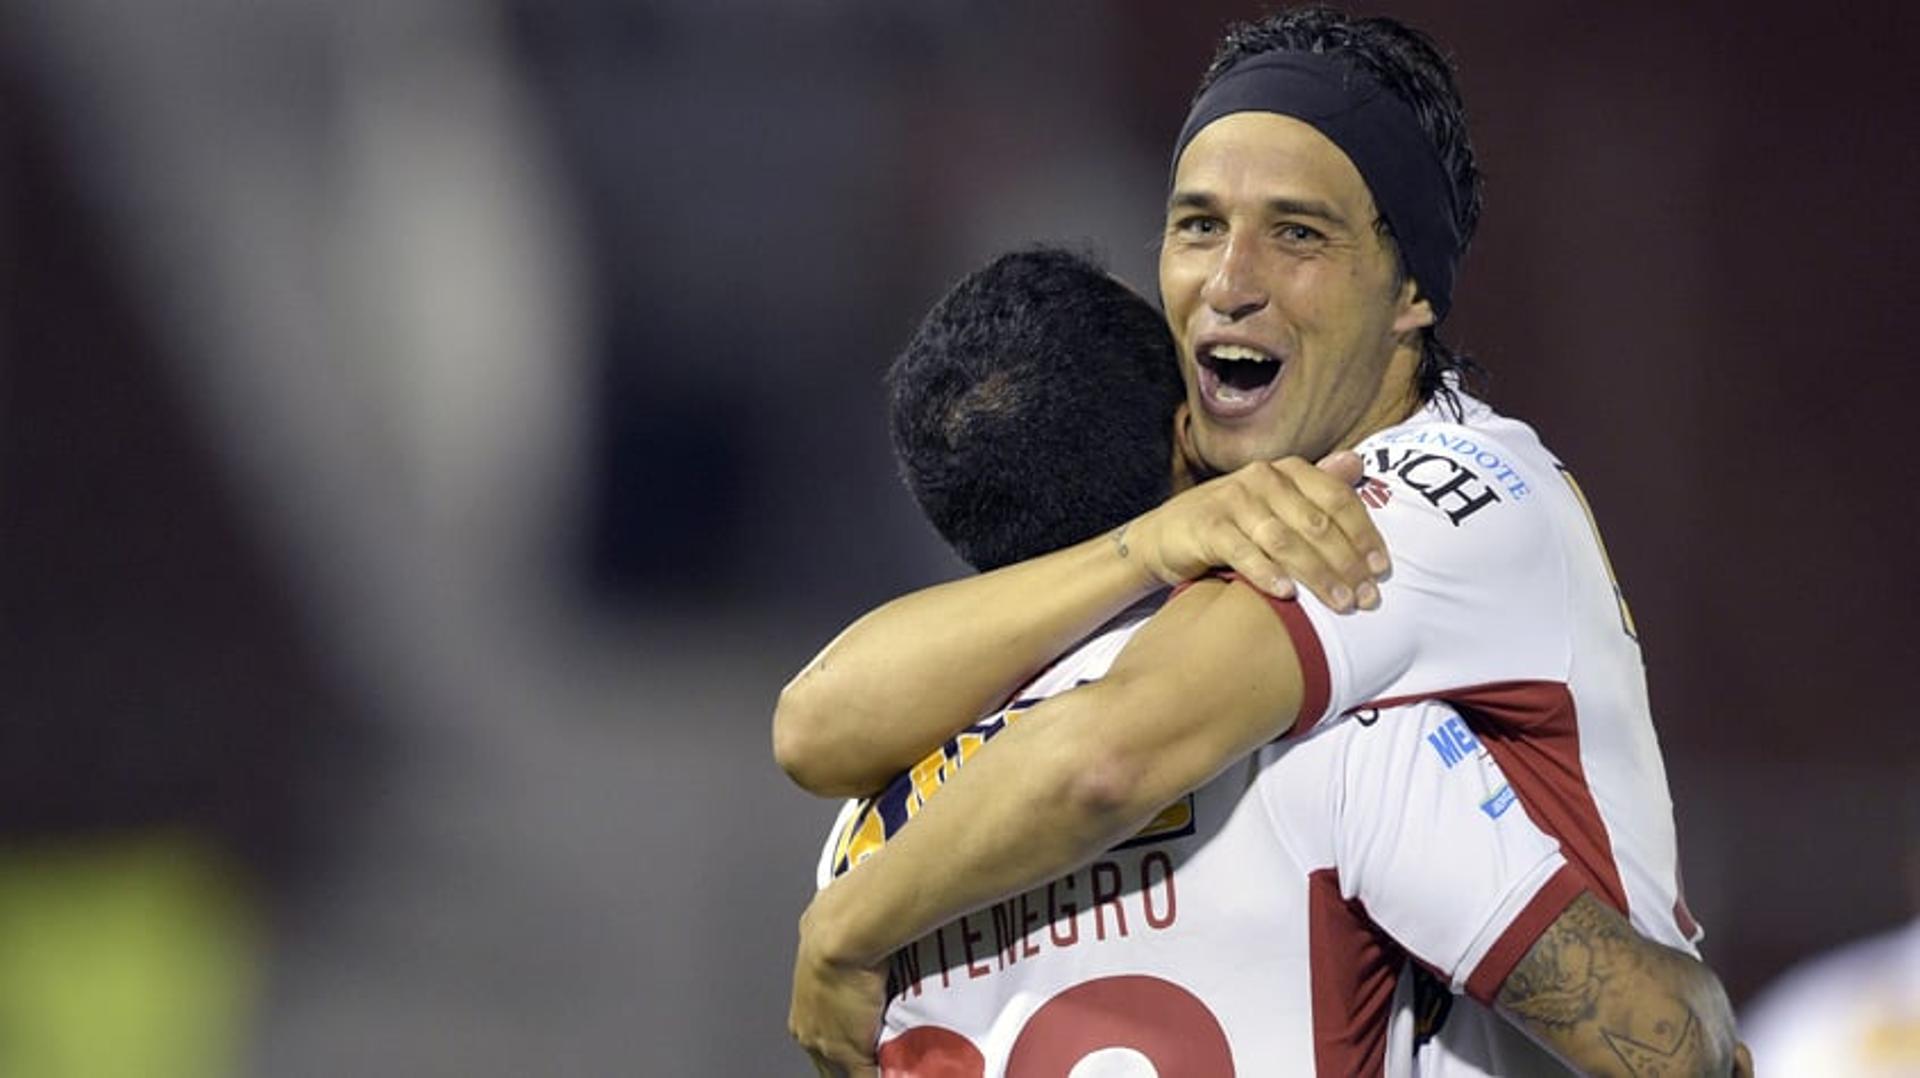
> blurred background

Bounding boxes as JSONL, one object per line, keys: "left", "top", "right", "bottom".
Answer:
{"left": 1, "top": 0, "right": 1915, "bottom": 1073}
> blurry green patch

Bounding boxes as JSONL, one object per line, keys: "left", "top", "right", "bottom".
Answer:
{"left": 0, "top": 833, "right": 259, "bottom": 1078}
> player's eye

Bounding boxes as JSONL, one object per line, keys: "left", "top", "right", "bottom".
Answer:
{"left": 1275, "top": 222, "right": 1326, "bottom": 244}
{"left": 1171, "top": 214, "right": 1224, "bottom": 238}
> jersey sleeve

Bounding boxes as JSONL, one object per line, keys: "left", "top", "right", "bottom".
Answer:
{"left": 1327, "top": 699, "right": 1583, "bottom": 1005}
{"left": 1262, "top": 423, "right": 1572, "bottom": 735}
{"left": 816, "top": 798, "right": 864, "bottom": 890}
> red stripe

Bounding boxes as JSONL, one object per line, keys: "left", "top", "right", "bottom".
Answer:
{"left": 1462, "top": 863, "right": 1585, "bottom": 1004}
{"left": 1214, "top": 571, "right": 1330, "bottom": 737}
{"left": 1361, "top": 680, "right": 1630, "bottom": 918}
{"left": 1674, "top": 895, "right": 1700, "bottom": 942}
{"left": 1308, "top": 869, "right": 1400, "bottom": 1076}
{"left": 1269, "top": 599, "right": 1331, "bottom": 736}
{"left": 1672, "top": 843, "right": 1702, "bottom": 941}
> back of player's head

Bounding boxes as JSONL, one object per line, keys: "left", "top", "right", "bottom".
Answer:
{"left": 888, "top": 248, "right": 1182, "bottom": 572}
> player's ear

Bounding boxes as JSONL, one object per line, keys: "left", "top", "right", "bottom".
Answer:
{"left": 1392, "top": 276, "right": 1436, "bottom": 335}
{"left": 1171, "top": 403, "right": 1199, "bottom": 493}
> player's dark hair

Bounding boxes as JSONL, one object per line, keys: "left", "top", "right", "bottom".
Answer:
{"left": 1196, "top": 5, "right": 1486, "bottom": 411}
{"left": 888, "top": 248, "right": 1183, "bottom": 571}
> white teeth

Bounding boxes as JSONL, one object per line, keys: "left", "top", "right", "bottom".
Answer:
{"left": 1207, "top": 344, "right": 1275, "bottom": 363}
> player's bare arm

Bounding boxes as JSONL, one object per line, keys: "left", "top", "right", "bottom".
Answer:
{"left": 1497, "top": 892, "right": 1743, "bottom": 1077}
{"left": 788, "top": 925, "right": 887, "bottom": 1078}
{"left": 773, "top": 453, "right": 1382, "bottom": 797}
{"left": 787, "top": 577, "right": 1309, "bottom": 1066}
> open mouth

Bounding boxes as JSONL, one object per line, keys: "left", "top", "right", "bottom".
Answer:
{"left": 1196, "top": 343, "right": 1284, "bottom": 418}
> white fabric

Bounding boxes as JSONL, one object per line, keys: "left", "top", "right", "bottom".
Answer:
{"left": 1278, "top": 394, "right": 1696, "bottom": 1076}
{"left": 817, "top": 613, "right": 1568, "bottom": 1075}
{"left": 814, "top": 393, "right": 1697, "bottom": 1074}
{"left": 1294, "top": 393, "right": 1695, "bottom": 955}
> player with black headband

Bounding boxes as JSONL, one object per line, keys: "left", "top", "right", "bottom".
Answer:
{"left": 799, "top": 247, "right": 1744, "bottom": 1076}
{"left": 782, "top": 8, "right": 1748, "bottom": 1076}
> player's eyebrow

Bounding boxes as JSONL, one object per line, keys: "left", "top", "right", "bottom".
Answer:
{"left": 1165, "top": 190, "right": 1352, "bottom": 230}
{"left": 1165, "top": 190, "right": 1220, "bottom": 220}
{"left": 1265, "top": 197, "right": 1350, "bottom": 229}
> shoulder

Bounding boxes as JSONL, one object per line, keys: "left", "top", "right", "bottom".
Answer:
{"left": 1357, "top": 410, "right": 1550, "bottom": 520}
{"left": 1353, "top": 416, "right": 1561, "bottom": 579}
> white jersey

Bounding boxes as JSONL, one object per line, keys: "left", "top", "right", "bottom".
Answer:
{"left": 1252, "top": 391, "right": 1697, "bottom": 1075}
{"left": 819, "top": 603, "right": 1578, "bottom": 1076}
{"left": 816, "top": 392, "right": 1695, "bottom": 1075}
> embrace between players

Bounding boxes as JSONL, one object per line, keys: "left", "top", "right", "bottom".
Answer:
{"left": 775, "top": 8, "right": 1751, "bottom": 1077}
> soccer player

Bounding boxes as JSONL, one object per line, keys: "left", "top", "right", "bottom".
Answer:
{"left": 782, "top": 8, "right": 1746, "bottom": 1076}
{"left": 808, "top": 246, "right": 1744, "bottom": 1076}
{"left": 794, "top": 246, "right": 1737, "bottom": 1076}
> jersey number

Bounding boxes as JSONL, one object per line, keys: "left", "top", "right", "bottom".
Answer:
{"left": 878, "top": 974, "right": 1235, "bottom": 1077}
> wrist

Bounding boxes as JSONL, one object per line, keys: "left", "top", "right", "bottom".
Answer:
{"left": 1108, "top": 514, "right": 1171, "bottom": 592}
{"left": 804, "top": 882, "right": 883, "bottom": 970}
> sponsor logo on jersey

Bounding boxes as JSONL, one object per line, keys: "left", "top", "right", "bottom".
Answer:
{"left": 829, "top": 697, "right": 1194, "bottom": 879}
{"left": 1357, "top": 477, "right": 1392, "bottom": 509}
{"left": 1425, "top": 714, "right": 1522, "bottom": 823}
{"left": 1479, "top": 785, "right": 1518, "bottom": 819}
{"left": 1365, "top": 447, "right": 1501, "bottom": 525}
{"left": 1425, "top": 715, "right": 1483, "bottom": 769}
{"left": 1362, "top": 428, "right": 1533, "bottom": 526}
{"left": 1370, "top": 428, "right": 1533, "bottom": 500}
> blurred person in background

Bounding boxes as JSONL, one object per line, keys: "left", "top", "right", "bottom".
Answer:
{"left": 783, "top": 6, "right": 1744, "bottom": 1075}
{"left": 1740, "top": 807, "right": 1920, "bottom": 1076}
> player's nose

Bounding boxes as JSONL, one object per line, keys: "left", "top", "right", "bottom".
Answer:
{"left": 1201, "top": 233, "right": 1268, "bottom": 321}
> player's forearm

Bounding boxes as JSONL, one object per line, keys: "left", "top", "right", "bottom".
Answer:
{"left": 1497, "top": 892, "right": 1739, "bottom": 1077}
{"left": 1549, "top": 954, "right": 1737, "bottom": 1078}
{"left": 803, "top": 581, "right": 1308, "bottom": 969}
{"left": 802, "top": 686, "right": 1165, "bottom": 966}
{"left": 773, "top": 529, "right": 1159, "bottom": 797}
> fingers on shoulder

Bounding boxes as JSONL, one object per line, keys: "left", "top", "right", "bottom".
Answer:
{"left": 1271, "top": 456, "right": 1385, "bottom": 547}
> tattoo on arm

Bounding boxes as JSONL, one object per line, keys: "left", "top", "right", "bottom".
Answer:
{"left": 1601, "top": 1013, "right": 1704, "bottom": 1075}
{"left": 1495, "top": 893, "right": 1607, "bottom": 1031}
{"left": 1497, "top": 892, "right": 1732, "bottom": 1077}
{"left": 1110, "top": 524, "right": 1131, "bottom": 560}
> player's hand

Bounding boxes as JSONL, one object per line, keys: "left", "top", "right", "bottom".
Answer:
{"left": 1117, "top": 450, "right": 1390, "bottom": 611}
{"left": 1733, "top": 1041, "right": 1754, "bottom": 1077}
{"left": 789, "top": 896, "right": 885, "bottom": 1078}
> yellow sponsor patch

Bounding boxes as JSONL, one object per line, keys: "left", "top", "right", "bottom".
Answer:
{"left": 829, "top": 699, "right": 1197, "bottom": 879}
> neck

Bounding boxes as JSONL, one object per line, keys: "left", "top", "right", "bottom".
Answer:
{"left": 1333, "top": 346, "right": 1423, "bottom": 453}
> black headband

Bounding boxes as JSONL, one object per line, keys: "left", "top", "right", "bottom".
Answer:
{"left": 1172, "top": 51, "right": 1462, "bottom": 320}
